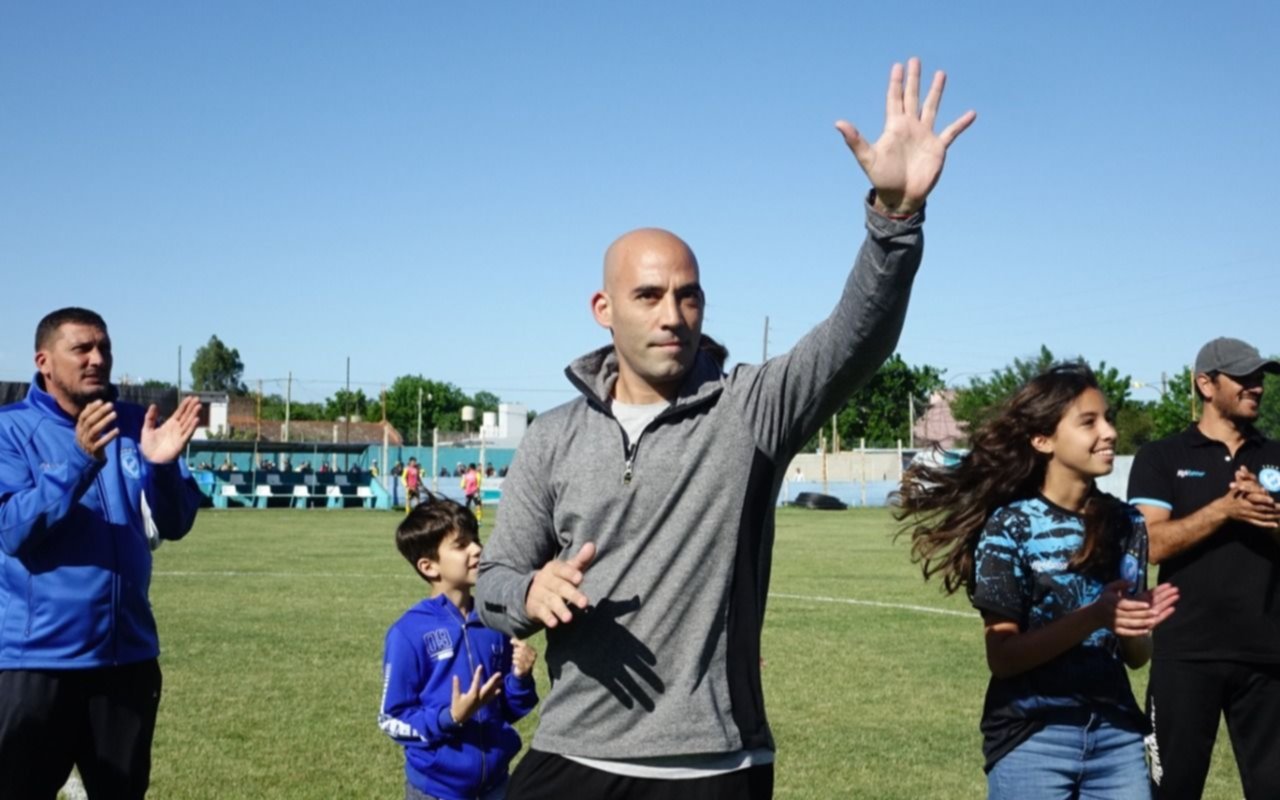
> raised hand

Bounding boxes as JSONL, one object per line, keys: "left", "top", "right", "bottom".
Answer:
{"left": 76, "top": 400, "right": 119, "bottom": 461}
{"left": 450, "top": 666, "right": 503, "bottom": 725}
{"left": 525, "top": 542, "right": 597, "bottom": 629}
{"left": 511, "top": 638, "right": 537, "bottom": 678}
{"left": 141, "top": 395, "right": 201, "bottom": 464}
{"left": 835, "top": 57, "right": 977, "bottom": 216}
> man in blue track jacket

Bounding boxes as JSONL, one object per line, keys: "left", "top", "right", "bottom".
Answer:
{"left": 0, "top": 307, "right": 203, "bottom": 799}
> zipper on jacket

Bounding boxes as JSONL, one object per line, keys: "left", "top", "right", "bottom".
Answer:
{"left": 97, "top": 471, "right": 122, "bottom": 665}
{"left": 623, "top": 443, "right": 638, "bottom": 485}
{"left": 452, "top": 603, "right": 488, "bottom": 791}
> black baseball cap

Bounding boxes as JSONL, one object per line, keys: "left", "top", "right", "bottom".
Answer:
{"left": 1194, "top": 337, "right": 1280, "bottom": 377}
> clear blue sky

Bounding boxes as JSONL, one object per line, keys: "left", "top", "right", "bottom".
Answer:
{"left": 3, "top": 2, "right": 1276, "bottom": 410}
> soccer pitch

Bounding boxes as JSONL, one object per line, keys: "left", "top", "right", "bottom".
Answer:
{"left": 146, "top": 508, "right": 1242, "bottom": 799}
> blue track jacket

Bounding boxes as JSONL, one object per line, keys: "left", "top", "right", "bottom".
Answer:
{"left": 0, "top": 377, "right": 202, "bottom": 669}
{"left": 379, "top": 594, "right": 538, "bottom": 800}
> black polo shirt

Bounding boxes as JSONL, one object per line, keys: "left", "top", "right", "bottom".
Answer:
{"left": 1128, "top": 424, "right": 1280, "bottom": 662}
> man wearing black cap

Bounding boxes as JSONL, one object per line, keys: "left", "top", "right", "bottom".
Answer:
{"left": 1128, "top": 337, "right": 1280, "bottom": 799}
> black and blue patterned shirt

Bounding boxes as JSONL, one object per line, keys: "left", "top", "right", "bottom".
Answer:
{"left": 971, "top": 494, "right": 1147, "bottom": 771}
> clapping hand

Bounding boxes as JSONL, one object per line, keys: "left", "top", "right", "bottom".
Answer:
{"left": 141, "top": 396, "right": 201, "bottom": 464}
{"left": 835, "top": 57, "right": 977, "bottom": 216}
{"left": 450, "top": 666, "right": 503, "bottom": 725}
{"left": 76, "top": 400, "right": 119, "bottom": 461}
{"left": 1095, "top": 580, "right": 1180, "bottom": 638}
{"left": 511, "top": 638, "right": 537, "bottom": 679}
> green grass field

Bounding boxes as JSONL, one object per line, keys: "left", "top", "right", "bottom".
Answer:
{"left": 143, "top": 508, "right": 1245, "bottom": 798}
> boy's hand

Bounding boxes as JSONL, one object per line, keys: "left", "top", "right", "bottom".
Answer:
{"left": 450, "top": 666, "right": 503, "bottom": 725}
{"left": 511, "top": 638, "right": 537, "bottom": 678}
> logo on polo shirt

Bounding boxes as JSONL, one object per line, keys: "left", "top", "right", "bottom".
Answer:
{"left": 1176, "top": 469, "right": 1207, "bottom": 478}
{"left": 1259, "top": 467, "right": 1280, "bottom": 493}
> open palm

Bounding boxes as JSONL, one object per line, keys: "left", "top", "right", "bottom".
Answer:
{"left": 141, "top": 395, "right": 201, "bottom": 464}
{"left": 836, "top": 58, "right": 976, "bottom": 215}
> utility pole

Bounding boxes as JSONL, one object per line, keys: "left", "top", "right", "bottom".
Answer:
{"left": 762, "top": 316, "right": 769, "bottom": 362}
{"left": 345, "top": 357, "right": 351, "bottom": 470}
{"left": 908, "top": 393, "right": 915, "bottom": 449}
{"left": 177, "top": 346, "right": 182, "bottom": 397}
{"left": 256, "top": 379, "right": 262, "bottom": 442}
{"left": 284, "top": 371, "right": 292, "bottom": 443}
{"left": 417, "top": 386, "right": 423, "bottom": 448}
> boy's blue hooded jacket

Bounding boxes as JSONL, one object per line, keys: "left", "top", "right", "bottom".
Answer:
{"left": 380, "top": 594, "right": 538, "bottom": 800}
{"left": 0, "top": 377, "right": 202, "bottom": 669}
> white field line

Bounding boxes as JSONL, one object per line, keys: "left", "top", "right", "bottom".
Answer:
{"left": 769, "top": 592, "right": 974, "bottom": 619}
{"left": 154, "top": 571, "right": 975, "bottom": 619}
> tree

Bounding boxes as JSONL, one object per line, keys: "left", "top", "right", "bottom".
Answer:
{"left": 825, "top": 354, "right": 944, "bottom": 449}
{"left": 324, "top": 389, "right": 371, "bottom": 421}
{"left": 472, "top": 391, "right": 501, "bottom": 415}
{"left": 259, "top": 394, "right": 324, "bottom": 422}
{"left": 1257, "top": 365, "right": 1280, "bottom": 440}
{"left": 383, "top": 375, "right": 472, "bottom": 443}
{"left": 1149, "top": 368, "right": 1196, "bottom": 440}
{"left": 1114, "top": 404, "right": 1156, "bottom": 455}
{"left": 190, "top": 335, "right": 247, "bottom": 394}
{"left": 951, "top": 345, "right": 1134, "bottom": 446}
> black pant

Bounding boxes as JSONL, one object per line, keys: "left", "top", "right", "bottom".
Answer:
{"left": 507, "top": 750, "right": 774, "bottom": 800}
{"left": 0, "top": 659, "right": 162, "bottom": 800}
{"left": 1146, "top": 659, "right": 1280, "bottom": 800}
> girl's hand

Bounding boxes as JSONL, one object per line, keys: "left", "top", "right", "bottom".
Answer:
{"left": 1095, "top": 580, "right": 1180, "bottom": 638}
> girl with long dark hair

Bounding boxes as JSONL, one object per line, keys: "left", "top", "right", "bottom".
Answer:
{"left": 898, "top": 363, "right": 1179, "bottom": 798}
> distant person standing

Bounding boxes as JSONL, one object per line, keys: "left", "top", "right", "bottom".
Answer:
{"left": 0, "top": 307, "right": 203, "bottom": 799}
{"left": 403, "top": 457, "right": 423, "bottom": 512}
{"left": 1128, "top": 337, "right": 1280, "bottom": 799}
{"left": 462, "top": 463, "right": 483, "bottom": 521}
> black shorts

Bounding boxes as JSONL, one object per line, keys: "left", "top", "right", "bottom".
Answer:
{"left": 0, "top": 659, "right": 162, "bottom": 800}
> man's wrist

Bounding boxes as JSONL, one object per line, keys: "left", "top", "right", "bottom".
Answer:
{"left": 870, "top": 190, "right": 921, "bottom": 219}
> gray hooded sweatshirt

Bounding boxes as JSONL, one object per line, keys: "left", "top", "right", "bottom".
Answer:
{"left": 476, "top": 200, "right": 924, "bottom": 759}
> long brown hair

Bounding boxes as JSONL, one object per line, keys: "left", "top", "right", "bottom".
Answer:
{"left": 896, "top": 363, "right": 1126, "bottom": 596}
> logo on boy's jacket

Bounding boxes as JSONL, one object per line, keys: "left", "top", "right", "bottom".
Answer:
{"left": 121, "top": 447, "right": 141, "bottom": 479}
{"left": 423, "top": 629, "right": 454, "bottom": 661}
{"left": 1176, "top": 469, "right": 1206, "bottom": 478}
{"left": 1259, "top": 467, "right": 1280, "bottom": 493}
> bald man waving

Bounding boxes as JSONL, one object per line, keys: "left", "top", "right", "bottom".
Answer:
{"left": 477, "top": 59, "right": 975, "bottom": 800}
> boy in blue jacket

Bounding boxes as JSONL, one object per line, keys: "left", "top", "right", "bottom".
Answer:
{"left": 380, "top": 494, "right": 538, "bottom": 800}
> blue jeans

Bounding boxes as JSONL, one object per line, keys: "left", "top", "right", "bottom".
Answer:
{"left": 988, "top": 715, "right": 1150, "bottom": 800}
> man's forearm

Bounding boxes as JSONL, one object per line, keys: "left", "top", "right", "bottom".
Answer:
{"left": 475, "top": 566, "right": 540, "bottom": 638}
{"left": 1148, "top": 501, "right": 1227, "bottom": 563}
